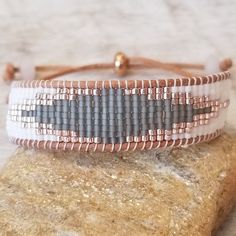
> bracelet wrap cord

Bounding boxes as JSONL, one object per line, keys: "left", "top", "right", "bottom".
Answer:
{"left": 5, "top": 52, "right": 232, "bottom": 152}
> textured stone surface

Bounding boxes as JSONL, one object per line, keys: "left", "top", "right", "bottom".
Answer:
{"left": 0, "top": 133, "right": 236, "bottom": 236}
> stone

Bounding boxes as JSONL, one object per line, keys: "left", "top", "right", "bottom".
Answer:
{"left": 0, "top": 132, "right": 236, "bottom": 236}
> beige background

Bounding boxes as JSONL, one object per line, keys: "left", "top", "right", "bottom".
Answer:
{"left": 0, "top": 0, "right": 236, "bottom": 235}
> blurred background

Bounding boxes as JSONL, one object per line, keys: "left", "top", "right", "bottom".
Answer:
{"left": 0, "top": 0, "right": 235, "bottom": 235}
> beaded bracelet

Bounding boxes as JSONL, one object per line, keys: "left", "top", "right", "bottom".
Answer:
{"left": 5, "top": 52, "right": 232, "bottom": 152}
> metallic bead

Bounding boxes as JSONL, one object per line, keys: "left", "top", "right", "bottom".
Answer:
{"left": 148, "top": 130, "right": 157, "bottom": 135}
{"left": 78, "top": 137, "right": 85, "bottom": 143}
{"left": 84, "top": 89, "right": 92, "bottom": 95}
{"left": 148, "top": 94, "right": 156, "bottom": 100}
{"left": 140, "top": 88, "right": 148, "bottom": 94}
{"left": 141, "top": 135, "right": 149, "bottom": 142}
{"left": 134, "top": 136, "right": 142, "bottom": 142}
{"left": 199, "top": 114, "right": 206, "bottom": 120}
{"left": 114, "top": 52, "right": 129, "bottom": 76}
{"left": 157, "top": 129, "right": 164, "bottom": 135}
{"left": 199, "top": 120, "right": 205, "bottom": 125}
{"left": 171, "top": 98, "right": 179, "bottom": 105}
{"left": 77, "top": 89, "right": 84, "bottom": 95}
{"left": 85, "top": 137, "right": 94, "bottom": 143}
{"left": 124, "top": 89, "right": 131, "bottom": 95}
{"left": 163, "top": 93, "right": 171, "bottom": 99}
{"left": 93, "top": 89, "right": 101, "bottom": 96}
{"left": 171, "top": 92, "right": 179, "bottom": 99}
{"left": 165, "top": 130, "right": 172, "bottom": 135}
{"left": 186, "top": 98, "right": 193, "bottom": 104}
{"left": 179, "top": 122, "right": 186, "bottom": 129}
{"left": 172, "top": 129, "right": 179, "bottom": 134}
{"left": 71, "top": 137, "right": 79, "bottom": 143}
{"left": 193, "top": 121, "right": 199, "bottom": 127}
{"left": 155, "top": 93, "right": 162, "bottom": 100}
{"left": 70, "top": 131, "right": 78, "bottom": 137}
{"left": 172, "top": 123, "right": 180, "bottom": 129}
{"left": 131, "top": 88, "right": 140, "bottom": 95}
{"left": 186, "top": 122, "right": 194, "bottom": 128}
{"left": 149, "top": 136, "right": 156, "bottom": 141}
{"left": 164, "top": 135, "right": 172, "bottom": 141}
{"left": 126, "top": 136, "right": 134, "bottom": 142}
{"left": 156, "top": 135, "right": 164, "bottom": 141}
{"left": 94, "top": 137, "right": 102, "bottom": 144}
{"left": 193, "top": 115, "right": 200, "bottom": 121}
{"left": 178, "top": 128, "right": 185, "bottom": 134}
{"left": 148, "top": 88, "right": 155, "bottom": 94}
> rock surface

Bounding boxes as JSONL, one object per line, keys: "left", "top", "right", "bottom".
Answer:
{"left": 0, "top": 133, "right": 236, "bottom": 236}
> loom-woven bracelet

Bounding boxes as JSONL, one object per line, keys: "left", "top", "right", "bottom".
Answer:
{"left": 6, "top": 52, "right": 232, "bottom": 152}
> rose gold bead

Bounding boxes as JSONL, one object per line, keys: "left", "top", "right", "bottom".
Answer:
{"left": 211, "top": 106, "right": 216, "bottom": 112}
{"left": 185, "top": 127, "right": 192, "bottom": 133}
{"left": 204, "top": 96, "right": 210, "bottom": 102}
{"left": 215, "top": 106, "right": 220, "bottom": 112}
{"left": 47, "top": 129, "right": 53, "bottom": 135}
{"left": 172, "top": 123, "right": 180, "bottom": 129}
{"left": 193, "top": 97, "right": 199, "bottom": 104}
{"left": 126, "top": 136, "right": 134, "bottom": 142}
{"left": 62, "top": 137, "right": 70, "bottom": 143}
{"left": 171, "top": 98, "right": 179, "bottom": 105}
{"left": 193, "top": 104, "right": 199, "bottom": 109}
{"left": 157, "top": 129, "right": 164, "bottom": 135}
{"left": 193, "top": 121, "right": 199, "bottom": 127}
{"left": 85, "top": 138, "right": 94, "bottom": 143}
{"left": 149, "top": 136, "right": 156, "bottom": 141}
{"left": 124, "top": 89, "right": 131, "bottom": 95}
{"left": 140, "top": 88, "right": 148, "bottom": 94}
{"left": 94, "top": 137, "right": 101, "bottom": 143}
{"left": 141, "top": 135, "right": 149, "bottom": 142}
{"left": 199, "top": 97, "right": 204, "bottom": 103}
{"left": 70, "top": 131, "right": 78, "bottom": 137}
{"left": 205, "top": 101, "right": 211, "bottom": 107}
{"left": 71, "top": 137, "right": 79, "bottom": 143}
{"left": 164, "top": 87, "right": 171, "bottom": 93}
{"left": 148, "top": 130, "right": 157, "bottom": 135}
{"left": 70, "top": 88, "right": 77, "bottom": 94}
{"left": 193, "top": 115, "right": 200, "bottom": 121}
{"left": 78, "top": 88, "right": 84, "bottom": 95}
{"left": 199, "top": 114, "right": 205, "bottom": 120}
{"left": 179, "top": 122, "right": 186, "bottom": 129}
{"left": 186, "top": 93, "right": 192, "bottom": 98}
{"left": 155, "top": 93, "right": 163, "bottom": 100}
{"left": 148, "top": 88, "right": 155, "bottom": 94}
{"left": 62, "top": 130, "right": 70, "bottom": 137}
{"left": 186, "top": 98, "right": 193, "bottom": 104}
{"left": 179, "top": 97, "right": 186, "bottom": 104}
{"left": 172, "top": 92, "right": 179, "bottom": 99}
{"left": 114, "top": 52, "right": 129, "bottom": 76}
{"left": 165, "top": 130, "right": 172, "bottom": 135}
{"left": 134, "top": 136, "right": 142, "bottom": 142}
{"left": 172, "top": 129, "right": 179, "bottom": 134}
{"left": 93, "top": 89, "right": 100, "bottom": 96}
{"left": 215, "top": 100, "right": 220, "bottom": 106}
{"left": 186, "top": 122, "right": 194, "bottom": 128}
{"left": 156, "top": 88, "right": 163, "bottom": 93}
{"left": 204, "top": 119, "right": 209, "bottom": 125}
{"left": 157, "top": 135, "right": 164, "bottom": 141}
{"left": 148, "top": 94, "right": 156, "bottom": 100}
{"left": 54, "top": 94, "right": 60, "bottom": 100}
{"left": 69, "top": 95, "right": 77, "bottom": 100}
{"left": 131, "top": 88, "right": 140, "bottom": 95}
{"left": 55, "top": 130, "right": 62, "bottom": 136}
{"left": 164, "top": 135, "right": 172, "bottom": 141}
{"left": 199, "top": 120, "right": 205, "bottom": 125}
{"left": 78, "top": 137, "right": 85, "bottom": 143}
{"left": 163, "top": 93, "right": 171, "bottom": 99}
{"left": 205, "top": 113, "right": 211, "bottom": 119}
{"left": 179, "top": 128, "right": 185, "bottom": 134}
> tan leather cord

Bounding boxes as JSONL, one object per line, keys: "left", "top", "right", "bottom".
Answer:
{"left": 3, "top": 52, "right": 233, "bottom": 82}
